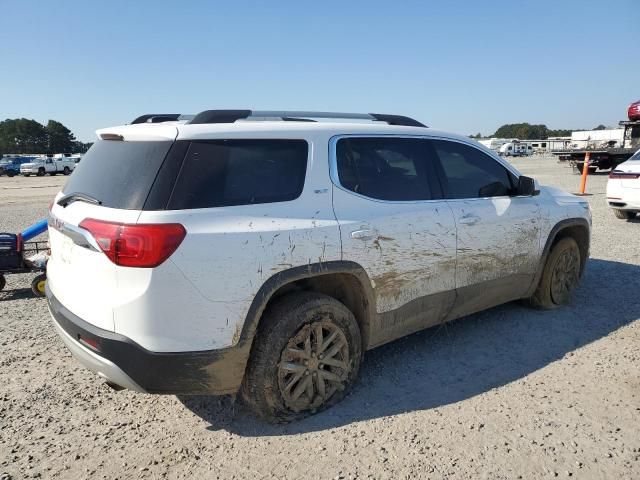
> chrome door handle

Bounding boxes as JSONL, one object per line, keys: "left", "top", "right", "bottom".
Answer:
{"left": 351, "top": 229, "right": 377, "bottom": 240}
{"left": 458, "top": 215, "right": 480, "bottom": 226}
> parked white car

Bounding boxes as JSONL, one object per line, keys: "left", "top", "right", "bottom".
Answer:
{"left": 20, "top": 156, "right": 76, "bottom": 176}
{"left": 606, "top": 149, "right": 640, "bottom": 219}
{"left": 46, "top": 110, "right": 591, "bottom": 421}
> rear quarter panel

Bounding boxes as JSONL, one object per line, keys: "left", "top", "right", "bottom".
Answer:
{"left": 132, "top": 132, "right": 341, "bottom": 352}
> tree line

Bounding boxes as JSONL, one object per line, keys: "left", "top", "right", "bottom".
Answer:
{"left": 0, "top": 118, "right": 92, "bottom": 156}
{"left": 469, "top": 123, "right": 609, "bottom": 140}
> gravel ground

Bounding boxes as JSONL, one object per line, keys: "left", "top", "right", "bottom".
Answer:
{"left": 0, "top": 155, "right": 638, "bottom": 480}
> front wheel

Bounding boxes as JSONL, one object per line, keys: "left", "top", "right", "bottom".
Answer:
{"left": 37, "top": 168, "right": 45, "bottom": 177}
{"left": 0, "top": 274, "right": 5, "bottom": 292}
{"left": 242, "top": 292, "right": 362, "bottom": 422}
{"left": 63, "top": 166, "right": 70, "bottom": 175}
{"left": 6, "top": 170, "right": 15, "bottom": 177}
{"left": 31, "top": 274, "right": 46, "bottom": 297}
{"left": 529, "top": 237, "right": 581, "bottom": 309}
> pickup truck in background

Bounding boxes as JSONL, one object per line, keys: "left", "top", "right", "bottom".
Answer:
{"left": 0, "top": 157, "right": 36, "bottom": 177}
{"left": 20, "top": 157, "right": 77, "bottom": 176}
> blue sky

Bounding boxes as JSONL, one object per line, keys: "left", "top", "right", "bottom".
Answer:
{"left": 0, "top": 0, "right": 637, "bottom": 141}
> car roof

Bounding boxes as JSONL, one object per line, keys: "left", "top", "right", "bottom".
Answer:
{"left": 97, "top": 121, "right": 474, "bottom": 145}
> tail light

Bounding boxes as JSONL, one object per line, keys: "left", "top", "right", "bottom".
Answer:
{"left": 79, "top": 218, "right": 186, "bottom": 268}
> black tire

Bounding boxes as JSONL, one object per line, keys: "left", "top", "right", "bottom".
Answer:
{"left": 31, "top": 274, "right": 46, "bottom": 297}
{"left": 573, "top": 163, "right": 583, "bottom": 174}
{"left": 63, "top": 166, "right": 70, "bottom": 175}
{"left": 23, "top": 173, "right": 30, "bottom": 177}
{"left": 6, "top": 170, "right": 15, "bottom": 177}
{"left": 529, "top": 237, "right": 581, "bottom": 309}
{"left": 37, "top": 168, "right": 45, "bottom": 177}
{"left": 0, "top": 274, "right": 5, "bottom": 292}
{"left": 588, "top": 166, "right": 597, "bottom": 174}
{"left": 613, "top": 209, "right": 635, "bottom": 220}
{"left": 242, "top": 291, "right": 362, "bottom": 423}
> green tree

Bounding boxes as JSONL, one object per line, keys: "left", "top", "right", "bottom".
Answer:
{"left": 494, "top": 123, "right": 549, "bottom": 139}
{"left": 593, "top": 124, "right": 607, "bottom": 130}
{"left": 547, "top": 129, "right": 573, "bottom": 137}
{"left": 0, "top": 118, "right": 48, "bottom": 154}
{"left": 46, "top": 120, "right": 76, "bottom": 153}
{"left": 72, "top": 141, "right": 92, "bottom": 153}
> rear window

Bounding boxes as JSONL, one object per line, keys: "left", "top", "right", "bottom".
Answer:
{"left": 167, "top": 140, "right": 308, "bottom": 209}
{"left": 63, "top": 140, "right": 173, "bottom": 209}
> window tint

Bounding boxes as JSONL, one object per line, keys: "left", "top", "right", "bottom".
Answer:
{"left": 62, "top": 140, "right": 173, "bottom": 209}
{"left": 168, "top": 139, "right": 308, "bottom": 209}
{"left": 336, "top": 137, "right": 432, "bottom": 201}
{"left": 433, "top": 140, "right": 514, "bottom": 199}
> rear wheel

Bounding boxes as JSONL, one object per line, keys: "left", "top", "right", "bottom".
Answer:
{"left": 242, "top": 292, "right": 362, "bottom": 422}
{"left": 0, "top": 274, "right": 5, "bottom": 292}
{"left": 6, "top": 170, "right": 15, "bottom": 177}
{"left": 63, "top": 166, "right": 70, "bottom": 175}
{"left": 529, "top": 237, "right": 581, "bottom": 309}
{"left": 31, "top": 274, "right": 46, "bottom": 297}
{"left": 613, "top": 209, "right": 636, "bottom": 219}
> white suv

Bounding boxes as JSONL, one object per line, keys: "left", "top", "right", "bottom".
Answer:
{"left": 47, "top": 110, "right": 591, "bottom": 421}
{"left": 606, "top": 148, "right": 640, "bottom": 220}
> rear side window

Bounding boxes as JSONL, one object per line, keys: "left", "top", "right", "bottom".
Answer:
{"left": 62, "top": 140, "right": 173, "bottom": 209}
{"left": 336, "top": 137, "right": 433, "bottom": 201}
{"left": 167, "top": 140, "right": 308, "bottom": 209}
{"left": 433, "top": 140, "right": 514, "bottom": 199}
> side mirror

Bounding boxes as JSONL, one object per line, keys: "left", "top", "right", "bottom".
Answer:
{"left": 516, "top": 176, "right": 539, "bottom": 196}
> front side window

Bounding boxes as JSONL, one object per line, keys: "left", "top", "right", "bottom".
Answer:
{"left": 168, "top": 139, "right": 308, "bottom": 209}
{"left": 336, "top": 137, "right": 433, "bottom": 201}
{"left": 433, "top": 140, "right": 514, "bottom": 199}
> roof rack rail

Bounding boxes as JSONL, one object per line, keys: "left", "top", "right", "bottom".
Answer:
{"left": 131, "top": 114, "right": 182, "bottom": 124}
{"left": 188, "top": 110, "right": 427, "bottom": 127}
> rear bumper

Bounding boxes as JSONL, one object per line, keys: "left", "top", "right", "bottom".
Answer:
{"left": 46, "top": 285, "right": 250, "bottom": 395}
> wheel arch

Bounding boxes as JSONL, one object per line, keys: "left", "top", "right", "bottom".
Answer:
{"left": 237, "top": 261, "right": 376, "bottom": 351}
{"left": 526, "top": 218, "right": 590, "bottom": 297}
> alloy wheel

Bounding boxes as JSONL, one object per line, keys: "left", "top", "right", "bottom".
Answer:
{"left": 277, "top": 319, "right": 351, "bottom": 413}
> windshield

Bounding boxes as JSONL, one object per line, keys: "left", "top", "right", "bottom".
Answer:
{"left": 629, "top": 149, "right": 640, "bottom": 161}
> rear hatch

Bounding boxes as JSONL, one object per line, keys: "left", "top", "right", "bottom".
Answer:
{"left": 47, "top": 126, "right": 177, "bottom": 331}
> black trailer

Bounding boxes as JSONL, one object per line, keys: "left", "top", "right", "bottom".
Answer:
{"left": 552, "top": 119, "right": 640, "bottom": 173}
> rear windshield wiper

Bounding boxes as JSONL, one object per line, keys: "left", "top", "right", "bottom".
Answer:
{"left": 57, "top": 192, "right": 103, "bottom": 208}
